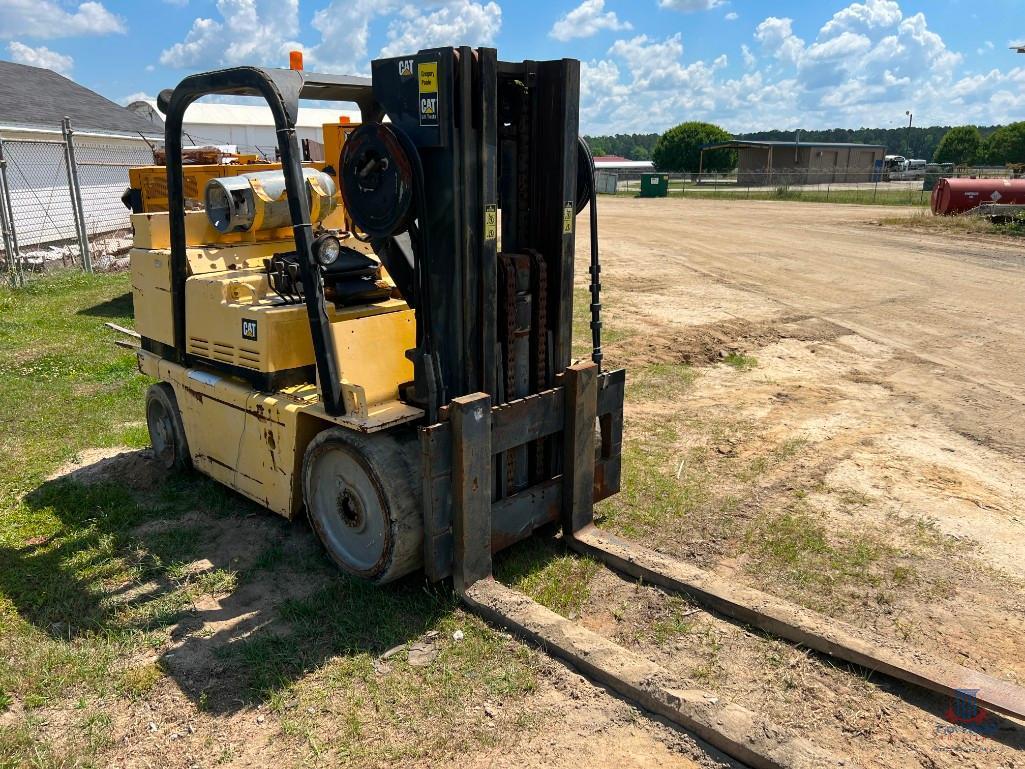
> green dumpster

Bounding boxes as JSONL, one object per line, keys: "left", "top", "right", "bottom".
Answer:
{"left": 639, "top": 173, "right": 669, "bottom": 198}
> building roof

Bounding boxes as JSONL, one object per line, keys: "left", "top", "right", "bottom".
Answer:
{"left": 0, "top": 59, "right": 160, "bottom": 136}
{"left": 594, "top": 159, "right": 654, "bottom": 169}
{"left": 593, "top": 155, "right": 629, "bottom": 162}
{"left": 703, "top": 139, "right": 885, "bottom": 151}
{"left": 127, "top": 100, "right": 362, "bottom": 129}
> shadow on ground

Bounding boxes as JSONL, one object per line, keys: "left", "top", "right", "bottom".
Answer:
{"left": 77, "top": 292, "right": 133, "bottom": 319}
{"left": 2, "top": 449, "right": 466, "bottom": 714}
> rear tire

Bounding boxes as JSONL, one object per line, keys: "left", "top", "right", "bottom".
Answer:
{"left": 302, "top": 427, "right": 423, "bottom": 583}
{"left": 146, "top": 383, "right": 191, "bottom": 471}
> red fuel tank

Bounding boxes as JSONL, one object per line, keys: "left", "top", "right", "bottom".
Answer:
{"left": 931, "top": 177, "right": 1025, "bottom": 215}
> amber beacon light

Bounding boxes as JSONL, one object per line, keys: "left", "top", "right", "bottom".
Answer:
{"left": 289, "top": 50, "right": 304, "bottom": 71}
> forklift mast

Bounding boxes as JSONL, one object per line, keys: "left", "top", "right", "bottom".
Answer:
{"left": 368, "top": 48, "right": 580, "bottom": 406}
{"left": 155, "top": 48, "right": 624, "bottom": 583}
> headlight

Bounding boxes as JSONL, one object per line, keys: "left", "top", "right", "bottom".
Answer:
{"left": 314, "top": 235, "right": 341, "bottom": 266}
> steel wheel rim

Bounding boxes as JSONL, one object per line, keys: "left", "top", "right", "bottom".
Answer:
{"left": 308, "top": 445, "right": 389, "bottom": 576}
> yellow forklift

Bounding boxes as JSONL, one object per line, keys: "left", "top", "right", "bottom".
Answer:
{"left": 128, "top": 49, "right": 1025, "bottom": 769}
{"left": 129, "top": 51, "right": 622, "bottom": 585}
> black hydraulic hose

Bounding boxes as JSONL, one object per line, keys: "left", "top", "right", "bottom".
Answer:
{"left": 579, "top": 138, "right": 603, "bottom": 370}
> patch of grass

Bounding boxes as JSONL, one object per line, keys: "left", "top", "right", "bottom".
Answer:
{"left": 572, "top": 286, "right": 631, "bottom": 360}
{"left": 681, "top": 186, "right": 930, "bottom": 207}
{"left": 880, "top": 209, "right": 1025, "bottom": 238}
{"left": 723, "top": 352, "right": 757, "bottom": 371}
{"left": 597, "top": 438, "right": 719, "bottom": 541}
{"left": 235, "top": 588, "right": 539, "bottom": 765}
{"left": 496, "top": 537, "right": 600, "bottom": 617}
{"left": 742, "top": 506, "right": 913, "bottom": 610}
{"left": 119, "top": 662, "right": 164, "bottom": 699}
{"left": 627, "top": 362, "right": 697, "bottom": 401}
{"left": 648, "top": 596, "right": 699, "bottom": 645}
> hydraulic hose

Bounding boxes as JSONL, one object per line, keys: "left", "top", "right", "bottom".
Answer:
{"left": 579, "top": 137, "right": 603, "bottom": 370}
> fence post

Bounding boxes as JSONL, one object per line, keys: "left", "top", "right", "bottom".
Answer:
{"left": 62, "top": 117, "right": 91, "bottom": 273}
{"left": 0, "top": 135, "right": 24, "bottom": 287}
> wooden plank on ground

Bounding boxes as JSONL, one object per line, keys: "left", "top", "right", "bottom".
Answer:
{"left": 569, "top": 525, "right": 1025, "bottom": 722}
{"left": 463, "top": 578, "right": 851, "bottom": 769}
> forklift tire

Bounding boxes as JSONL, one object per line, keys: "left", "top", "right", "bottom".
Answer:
{"left": 146, "top": 383, "right": 192, "bottom": 471}
{"left": 302, "top": 427, "right": 423, "bottom": 584}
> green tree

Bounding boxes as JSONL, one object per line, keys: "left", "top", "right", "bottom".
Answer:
{"left": 628, "top": 144, "right": 650, "bottom": 161}
{"left": 652, "top": 121, "right": 735, "bottom": 172}
{"left": 933, "top": 126, "right": 984, "bottom": 165}
{"left": 984, "top": 122, "right": 1025, "bottom": 165}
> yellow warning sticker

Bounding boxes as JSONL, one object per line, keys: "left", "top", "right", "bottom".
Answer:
{"left": 418, "top": 62, "right": 437, "bottom": 92}
{"left": 484, "top": 203, "right": 497, "bottom": 241}
{"left": 418, "top": 61, "right": 439, "bottom": 126}
{"left": 563, "top": 201, "right": 574, "bottom": 234}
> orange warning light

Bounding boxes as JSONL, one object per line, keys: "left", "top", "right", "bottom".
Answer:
{"left": 289, "top": 50, "right": 304, "bottom": 71}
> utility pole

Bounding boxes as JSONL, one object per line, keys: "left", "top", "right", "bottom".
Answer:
{"left": 905, "top": 110, "right": 913, "bottom": 158}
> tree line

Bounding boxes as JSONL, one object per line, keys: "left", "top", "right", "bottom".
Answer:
{"left": 584, "top": 122, "right": 1025, "bottom": 171}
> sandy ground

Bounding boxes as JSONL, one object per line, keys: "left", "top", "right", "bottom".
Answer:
{"left": 590, "top": 197, "right": 1025, "bottom": 573}
{"left": 33, "top": 198, "right": 1025, "bottom": 768}
{"left": 560, "top": 197, "right": 1025, "bottom": 767}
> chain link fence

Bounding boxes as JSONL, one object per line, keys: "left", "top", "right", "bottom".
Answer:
{"left": 602, "top": 170, "right": 930, "bottom": 206}
{"left": 600, "top": 166, "right": 1025, "bottom": 206}
{"left": 0, "top": 118, "right": 155, "bottom": 287}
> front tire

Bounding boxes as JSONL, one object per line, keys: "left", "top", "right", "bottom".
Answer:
{"left": 302, "top": 427, "right": 423, "bottom": 583}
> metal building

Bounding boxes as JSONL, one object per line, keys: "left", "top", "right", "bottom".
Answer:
{"left": 127, "top": 100, "right": 361, "bottom": 160}
{"left": 0, "top": 60, "right": 159, "bottom": 249}
{"left": 701, "top": 139, "right": 886, "bottom": 185}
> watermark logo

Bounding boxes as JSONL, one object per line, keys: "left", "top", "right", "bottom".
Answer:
{"left": 934, "top": 688, "right": 999, "bottom": 754}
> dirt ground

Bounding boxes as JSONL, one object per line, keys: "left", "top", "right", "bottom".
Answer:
{"left": 19, "top": 197, "right": 1024, "bottom": 768}
{"left": 567, "top": 197, "right": 1025, "bottom": 767}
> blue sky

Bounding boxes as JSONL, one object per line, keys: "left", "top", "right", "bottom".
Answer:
{"left": 1, "top": 0, "right": 1023, "bottom": 134}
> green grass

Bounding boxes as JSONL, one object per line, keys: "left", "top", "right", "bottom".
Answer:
{"left": 627, "top": 361, "right": 696, "bottom": 400}
{"left": 881, "top": 209, "right": 1025, "bottom": 238}
{"left": 723, "top": 352, "right": 757, "bottom": 371}
{"left": 496, "top": 536, "right": 600, "bottom": 617}
{"left": 0, "top": 272, "right": 541, "bottom": 768}
{"left": 571, "top": 286, "right": 631, "bottom": 361}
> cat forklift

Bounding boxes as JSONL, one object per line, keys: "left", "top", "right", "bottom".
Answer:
{"left": 130, "top": 48, "right": 1025, "bottom": 769}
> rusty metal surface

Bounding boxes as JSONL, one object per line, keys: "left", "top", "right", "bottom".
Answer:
{"left": 450, "top": 393, "right": 493, "bottom": 594}
{"left": 491, "top": 386, "right": 564, "bottom": 454}
{"left": 562, "top": 363, "right": 597, "bottom": 535}
{"left": 570, "top": 525, "right": 1025, "bottom": 723}
{"left": 421, "top": 368, "right": 625, "bottom": 582}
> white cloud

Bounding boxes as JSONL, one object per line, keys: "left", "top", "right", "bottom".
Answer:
{"left": 550, "top": 0, "right": 631, "bottom": 42}
{"left": 579, "top": 1, "right": 1020, "bottom": 135}
{"left": 160, "top": 0, "right": 301, "bottom": 69}
{"left": 0, "top": 1, "right": 125, "bottom": 40}
{"left": 740, "top": 43, "right": 755, "bottom": 68}
{"left": 820, "top": 0, "right": 902, "bottom": 36}
{"left": 6, "top": 41, "right": 73, "bottom": 74}
{"left": 119, "top": 91, "right": 156, "bottom": 106}
{"left": 725, "top": 12, "right": 738, "bottom": 21}
{"left": 658, "top": 0, "right": 724, "bottom": 11}
{"left": 976, "top": 41, "right": 994, "bottom": 55}
{"left": 158, "top": 0, "right": 501, "bottom": 76}
{"left": 754, "top": 17, "right": 805, "bottom": 65}
{"left": 380, "top": 1, "right": 501, "bottom": 58}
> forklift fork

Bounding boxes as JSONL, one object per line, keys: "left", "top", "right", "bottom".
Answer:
{"left": 447, "top": 362, "right": 1025, "bottom": 769}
